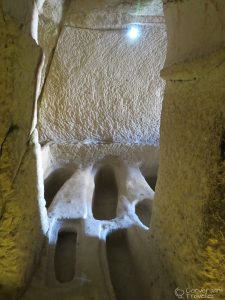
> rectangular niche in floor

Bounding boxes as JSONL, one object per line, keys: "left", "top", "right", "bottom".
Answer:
{"left": 54, "top": 231, "right": 77, "bottom": 283}
{"left": 92, "top": 165, "right": 118, "bottom": 220}
{"left": 106, "top": 229, "right": 148, "bottom": 300}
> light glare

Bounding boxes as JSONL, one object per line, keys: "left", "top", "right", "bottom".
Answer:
{"left": 127, "top": 26, "right": 140, "bottom": 40}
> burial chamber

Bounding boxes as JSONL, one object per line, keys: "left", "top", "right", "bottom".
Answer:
{"left": 23, "top": 1, "right": 166, "bottom": 298}
{"left": 0, "top": 0, "right": 225, "bottom": 299}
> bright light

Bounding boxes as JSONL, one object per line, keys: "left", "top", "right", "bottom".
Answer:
{"left": 127, "top": 26, "right": 140, "bottom": 40}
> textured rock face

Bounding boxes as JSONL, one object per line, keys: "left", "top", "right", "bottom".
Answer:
{"left": 38, "top": 1, "right": 167, "bottom": 145}
{"left": 152, "top": 0, "right": 225, "bottom": 297}
{"left": 163, "top": 0, "right": 225, "bottom": 66}
{"left": 37, "top": 0, "right": 69, "bottom": 94}
{"left": 0, "top": 2, "right": 48, "bottom": 299}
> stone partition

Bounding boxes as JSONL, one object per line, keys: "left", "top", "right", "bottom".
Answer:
{"left": 151, "top": 0, "right": 225, "bottom": 297}
{"left": 0, "top": 2, "right": 48, "bottom": 299}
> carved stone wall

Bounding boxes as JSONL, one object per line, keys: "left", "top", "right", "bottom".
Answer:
{"left": 0, "top": 1, "right": 48, "bottom": 299}
{"left": 152, "top": 0, "right": 225, "bottom": 297}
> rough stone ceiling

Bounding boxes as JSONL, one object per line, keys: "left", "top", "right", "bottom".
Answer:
{"left": 66, "top": 0, "right": 164, "bottom": 17}
{"left": 37, "top": 0, "right": 166, "bottom": 145}
{"left": 124, "top": 0, "right": 164, "bottom": 16}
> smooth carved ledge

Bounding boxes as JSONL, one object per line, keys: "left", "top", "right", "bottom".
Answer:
{"left": 48, "top": 166, "right": 94, "bottom": 220}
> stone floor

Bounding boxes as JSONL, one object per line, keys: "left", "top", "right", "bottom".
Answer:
{"left": 22, "top": 157, "right": 156, "bottom": 300}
